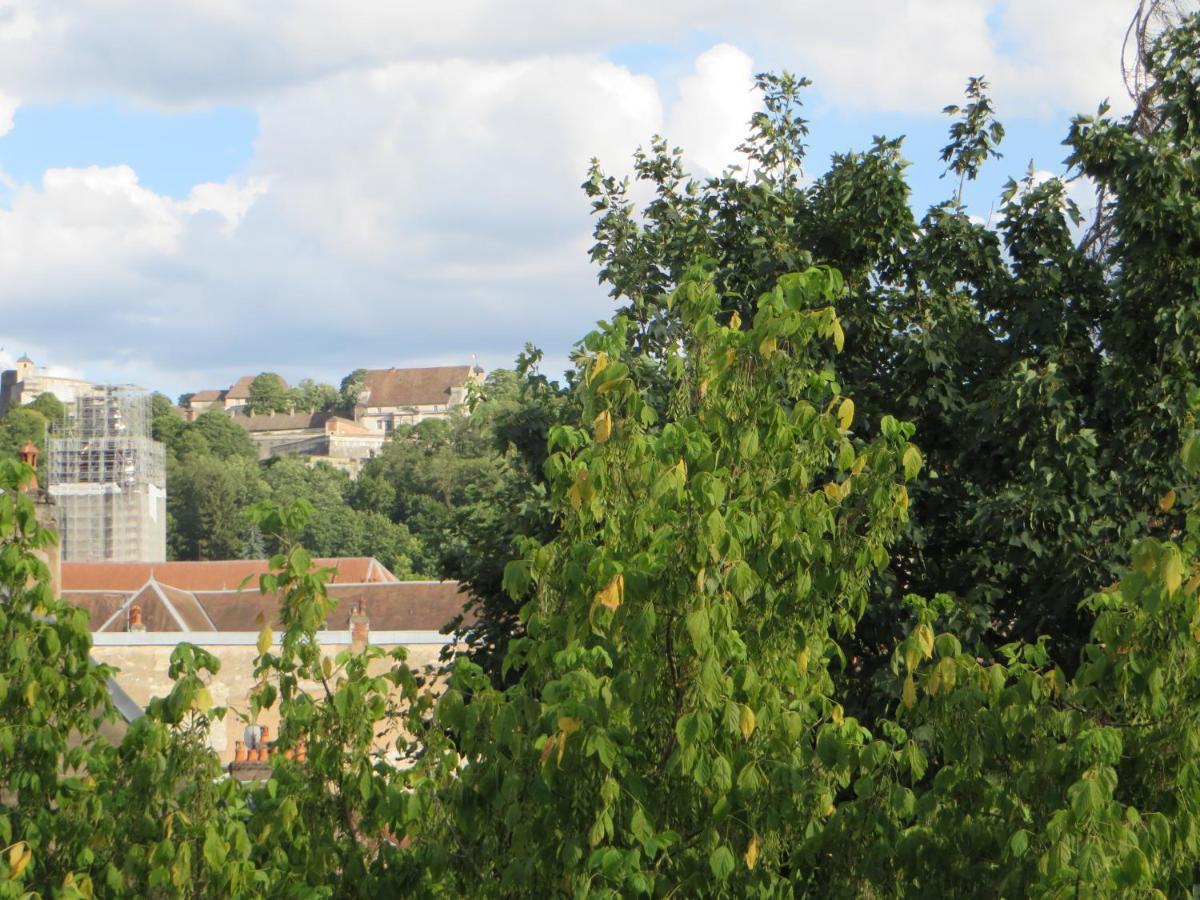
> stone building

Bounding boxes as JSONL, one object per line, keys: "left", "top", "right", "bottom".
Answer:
{"left": 228, "top": 410, "right": 385, "bottom": 477}
{"left": 184, "top": 374, "right": 288, "bottom": 419}
{"left": 354, "top": 364, "right": 484, "bottom": 433}
{"left": 0, "top": 355, "right": 93, "bottom": 417}
{"left": 63, "top": 557, "right": 470, "bottom": 764}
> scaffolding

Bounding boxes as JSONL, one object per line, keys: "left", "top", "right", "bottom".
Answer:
{"left": 47, "top": 385, "right": 166, "bottom": 562}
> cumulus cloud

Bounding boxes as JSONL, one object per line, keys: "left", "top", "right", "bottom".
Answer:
{"left": 0, "top": 1, "right": 1146, "bottom": 394}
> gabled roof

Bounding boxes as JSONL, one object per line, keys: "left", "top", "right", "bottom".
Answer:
{"left": 189, "top": 389, "right": 225, "bottom": 403}
{"left": 361, "top": 366, "right": 473, "bottom": 409}
{"left": 69, "top": 580, "right": 471, "bottom": 633}
{"left": 62, "top": 557, "right": 398, "bottom": 592}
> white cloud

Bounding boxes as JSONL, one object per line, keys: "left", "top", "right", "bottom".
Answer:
{"left": 0, "top": 1, "right": 1149, "bottom": 394}
{"left": 667, "top": 44, "right": 758, "bottom": 176}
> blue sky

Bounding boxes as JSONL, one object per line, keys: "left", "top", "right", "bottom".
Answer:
{"left": 0, "top": 0, "right": 1137, "bottom": 397}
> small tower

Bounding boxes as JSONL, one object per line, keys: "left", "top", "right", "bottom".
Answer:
{"left": 14, "top": 354, "right": 34, "bottom": 382}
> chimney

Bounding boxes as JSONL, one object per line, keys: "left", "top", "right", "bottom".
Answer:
{"left": 128, "top": 604, "right": 146, "bottom": 633}
{"left": 350, "top": 599, "right": 369, "bottom": 653}
{"left": 16, "top": 441, "right": 38, "bottom": 491}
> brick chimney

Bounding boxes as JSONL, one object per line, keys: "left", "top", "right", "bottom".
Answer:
{"left": 350, "top": 598, "right": 369, "bottom": 653}
{"left": 128, "top": 604, "right": 146, "bottom": 632}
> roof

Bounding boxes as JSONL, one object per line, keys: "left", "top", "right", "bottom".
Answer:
{"left": 68, "top": 580, "right": 470, "bottom": 634}
{"left": 62, "top": 557, "right": 398, "bottom": 592}
{"left": 189, "top": 389, "right": 225, "bottom": 403}
{"left": 17, "top": 354, "right": 32, "bottom": 364}
{"left": 225, "top": 374, "right": 288, "bottom": 401}
{"left": 325, "top": 416, "right": 374, "bottom": 436}
{"left": 361, "top": 366, "right": 473, "bottom": 409}
{"left": 231, "top": 410, "right": 333, "bottom": 433}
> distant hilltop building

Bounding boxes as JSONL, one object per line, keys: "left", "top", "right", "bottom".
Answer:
{"left": 354, "top": 365, "right": 484, "bottom": 432}
{"left": 185, "top": 373, "right": 287, "bottom": 419}
{"left": 179, "top": 365, "right": 484, "bottom": 476}
{"left": 47, "top": 385, "right": 166, "bottom": 562}
{"left": 0, "top": 354, "right": 94, "bottom": 416}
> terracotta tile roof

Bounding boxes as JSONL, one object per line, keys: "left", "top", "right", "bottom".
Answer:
{"left": 194, "top": 582, "right": 472, "bottom": 631}
{"left": 189, "top": 390, "right": 225, "bottom": 403}
{"left": 230, "top": 410, "right": 333, "bottom": 433}
{"left": 62, "top": 557, "right": 398, "bottom": 592}
{"left": 325, "top": 416, "right": 374, "bottom": 436}
{"left": 361, "top": 366, "right": 473, "bottom": 409}
{"left": 67, "top": 580, "right": 470, "bottom": 634}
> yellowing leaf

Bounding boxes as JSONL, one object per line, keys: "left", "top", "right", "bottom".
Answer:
{"left": 588, "top": 351, "right": 608, "bottom": 383}
{"left": 837, "top": 397, "right": 854, "bottom": 431}
{"left": 851, "top": 454, "right": 867, "bottom": 475}
{"left": 10, "top": 845, "right": 30, "bottom": 879}
{"left": 699, "top": 378, "right": 709, "bottom": 400}
{"left": 739, "top": 704, "right": 757, "bottom": 740}
{"left": 256, "top": 625, "right": 272, "bottom": 657}
{"left": 728, "top": 311, "right": 742, "bottom": 331}
{"left": 797, "top": 647, "right": 810, "bottom": 673}
{"left": 695, "top": 567, "right": 706, "bottom": 592}
{"left": 675, "top": 458, "right": 688, "bottom": 482}
{"left": 914, "top": 623, "right": 934, "bottom": 660}
{"left": 896, "top": 485, "right": 909, "bottom": 510}
{"left": 595, "top": 574, "right": 624, "bottom": 610}
{"left": 567, "top": 481, "right": 583, "bottom": 512}
{"left": 1159, "top": 489, "right": 1177, "bottom": 512}
{"left": 539, "top": 735, "right": 556, "bottom": 765}
{"left": 744, "top": 834, "right": 760, "bottom": 870}
{"left": 193, "top": 687, "right": 212, "bottom": 713}
{"left": 1163, "top": 550, "right": 1184, "bottom": 596}
{"left": 830, "top": 704, "right": 844, "bottom": 726}
{"left": 902, "top": 445, "right": 922, "bottom": 480}
{"left": 901, "top": 673, "right": 916, "bottom": 709}
{"left": 832, "top": 318, "right": 845, "bottom": 353}
{"left": 593, "top": 409, "right": 612, "bottom": 443}
{"left": 759, "top": 335, "right": 777, "bottom": 358}
{"left": 558, "top": 716, "right": 581, "bottom": 736}
{"left": 322, "top": 656, "right": 333, "bottom": 678}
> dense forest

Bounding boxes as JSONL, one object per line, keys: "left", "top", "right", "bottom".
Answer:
{"left": 4, "top": 7, "right": 1200, "bottom": 896}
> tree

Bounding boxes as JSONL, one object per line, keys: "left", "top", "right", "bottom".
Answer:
{"left": 168, "top": 454, "right": 267, "bottom": 560}
{"left": 0, "top": 407, "right": 48, "bottom": 461}
{"left": 247, "top": 373, "right": 290, "bottom": 414}
{"left": 339, "top": 368, "right": 367, "bottom": 409}
{"left": 288, "top": 378, "right": 340, "bottom": 414}
{"left": 23, "top": 391, "right": 65, "bottom": 424}
{"left": 410, "top": 267, "right": 918, "bottom": 893}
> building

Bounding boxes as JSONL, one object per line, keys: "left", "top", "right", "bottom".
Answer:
{"left": 184, "top": 374, "right": 288, "bottom": 419}
{"left": 0, "top": 355, "right": 94, "bottom": 417}
{"left": 62, "top": 557, "right": 470, "bottom": 764}
{"left": 354, "top": 365, "right": 484, "bottom": 433}
{"left": 47, "top": 386, "right": 167, "bottom": 562}
{"left": 228, "top": 410, "right": 386, "bottom": 476}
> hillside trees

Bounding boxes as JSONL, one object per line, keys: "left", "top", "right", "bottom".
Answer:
{"left": 247, "top": 373, "right": 290, "bottom": 414}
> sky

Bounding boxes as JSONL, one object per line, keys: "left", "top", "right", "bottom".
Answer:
{"left": 0, "top": 0, "right": 1140, "bottom": 400}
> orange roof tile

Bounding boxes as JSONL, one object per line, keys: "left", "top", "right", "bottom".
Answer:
{"left": 361, "top": 366, "right": 473, "bottom": 409}
{"left": 62, "top": 557, "right": 397, "bottom": 592}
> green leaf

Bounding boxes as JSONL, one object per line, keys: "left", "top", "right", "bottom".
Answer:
{"left": 709, "top": 845, "right": 735, "bottom": 880}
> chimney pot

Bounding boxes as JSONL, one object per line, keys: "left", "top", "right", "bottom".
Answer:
{"left": 234, "top": 741, "right": 247, "bottom": 762}
{"left": 128, "top": 604, "right": 145, "bottom": 632}
{"left": 350, "top": 599, "right": 370, "bottom": 654}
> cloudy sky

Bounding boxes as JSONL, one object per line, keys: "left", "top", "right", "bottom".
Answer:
{"left": 0, "top": 0, "right": 1137, "bottom": 399}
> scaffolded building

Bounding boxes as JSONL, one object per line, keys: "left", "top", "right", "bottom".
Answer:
{"left": 47, "top": 386, "right": 166, "bottom": 562}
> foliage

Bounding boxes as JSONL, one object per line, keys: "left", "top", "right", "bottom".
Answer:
{"left": 578, "top": 38, "right": 1200, "bottom": 708}
{"left": 287, "top": 378, "right": 341, "bottom": 414}
{"left": 247, "top": 373, "right": 290, "bottom": 415}
{"left": 412, "top": 267, "right": 918, "bottom": 894}
{"left": 339, "top": 368, "right": 367, "bottom": 409}
{"left": 22, "top": 392, "right": 66, "bottom": 424}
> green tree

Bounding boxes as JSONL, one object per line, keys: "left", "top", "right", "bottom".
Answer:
{"left": 339, "top": 368, "right": 367, "bottom": 409}
{"left": 23, "top": 391, "right": 65, "bottom": 424}
{"left": 247, "top": 373, "right": 290, "bottom": 414}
